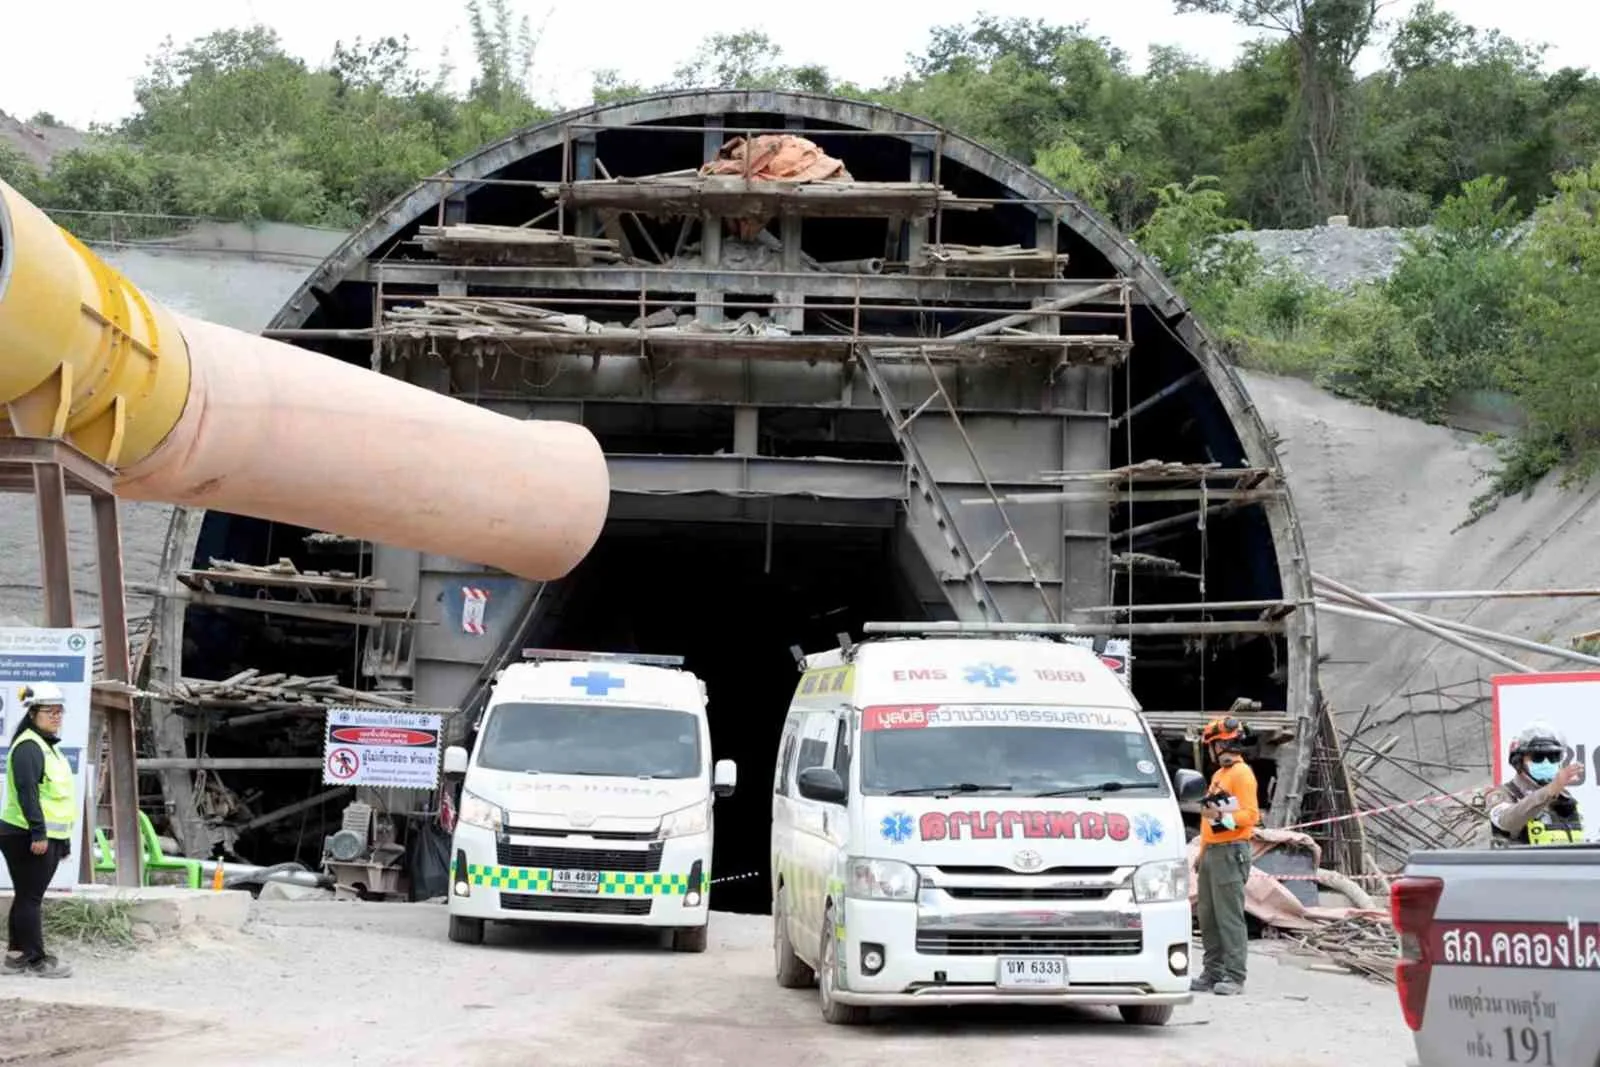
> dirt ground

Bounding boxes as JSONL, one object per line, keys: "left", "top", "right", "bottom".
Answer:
{"left": 0, "top": 900, "right": 1410, "bottom": 1067}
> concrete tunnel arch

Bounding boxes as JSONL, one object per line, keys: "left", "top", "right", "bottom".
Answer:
{"left": 148, "top": 90, "right": 1320, "bottom": 909}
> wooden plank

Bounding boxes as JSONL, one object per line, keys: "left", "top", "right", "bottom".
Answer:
{"left": 138, "top": 757, "right": 323, "bottom": 771}
{"left": 547, "top": 177, "right": 973, "bottom": 220}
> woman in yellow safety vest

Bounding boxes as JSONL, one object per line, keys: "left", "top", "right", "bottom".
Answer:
{"left": 2, "top": 683, "right": 76, "bottom": 978}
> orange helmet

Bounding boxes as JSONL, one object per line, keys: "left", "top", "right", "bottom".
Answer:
{"left": 1201, "top": 716, "right": 1245, "bottom": 746}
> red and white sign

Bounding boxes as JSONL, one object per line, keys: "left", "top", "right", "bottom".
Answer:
{"left": 862, "top": 703, "right": 1138, "bottom": 732}
{"left": 326, "top": 746, "right": 361, "bottom": 780}
{"left": 1062, "top": 637, "right": 1132, "bottom": 686}
{"left": 322, "top": 707, "right": 443, "bottom": 790}
{"left": 461, "top": 587, "right": 489, "bottom": 634}
{"left": 329, "top": 726, "right": 438, "bottom": 747}
{"left": 1491, "top": 672, "right": 1600, "bottom": 841}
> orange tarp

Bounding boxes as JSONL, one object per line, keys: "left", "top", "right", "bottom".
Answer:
{"left": 699, "top": 134, "right": 852, "bottom": 240}
{"left": 699, "top": 134, "right": 853, "bottom": 184}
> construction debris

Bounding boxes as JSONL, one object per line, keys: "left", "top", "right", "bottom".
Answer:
{"left": 912, "top": 242, "right": 1068, "bottom": 278}
{"left": 416, "top": 224, "right": 623, "bottom": 267}
{"left": 160, "top": 669, "right": 409, "bottom": 712}
{"left": 1278, "top": 914, "right": 1400, "bottom": 983}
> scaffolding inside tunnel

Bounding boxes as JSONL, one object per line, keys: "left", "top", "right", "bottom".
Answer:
{"left": 132, "top": 92, "right": 1350, "bottom": 901}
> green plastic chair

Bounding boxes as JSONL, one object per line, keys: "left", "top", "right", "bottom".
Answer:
{"left": 94, "top": 814, "right": 204, "bottom": 889}
{"left": 137, "top": 812, "right": 203, "bottom": 889}
{"left": 92, "top": 827, "right": 117, "bottom": 877}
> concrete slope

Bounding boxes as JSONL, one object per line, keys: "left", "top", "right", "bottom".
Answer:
{"left": 1241, "top": 370, "right": 1600, "bottom": 807}
{"left": 0, "top": 248, "right": 323, "bottom": 626}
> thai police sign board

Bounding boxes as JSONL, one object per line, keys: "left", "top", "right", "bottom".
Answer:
{"left": 0, "top": 628, "right": 95, "bottom": 891}
{"left": 322, "top": 707, "right": 442, "bottom": 790}
{"left": 1491, "top": 672, "right": 1600, "bottom": 842}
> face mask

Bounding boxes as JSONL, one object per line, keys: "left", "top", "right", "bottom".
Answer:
{"left": 1527, "top": 759, "right": 1559, "bottom": 783}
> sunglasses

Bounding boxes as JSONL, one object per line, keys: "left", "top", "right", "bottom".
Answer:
{"left": 1525, "top": 753, "right": 1563, "bottom": 764}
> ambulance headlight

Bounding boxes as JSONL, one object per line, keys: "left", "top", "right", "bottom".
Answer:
{"left": 1132, "top": 859, "right": 1188, "bottom": 904}
{"left": 458, "top": 790, "right": 505, "bottom": 833}
{"left": 845, "top": 857, "right": 918, "bottom": 902}
{"left": 658, "top": 801, "right": 710, "bottom": 840}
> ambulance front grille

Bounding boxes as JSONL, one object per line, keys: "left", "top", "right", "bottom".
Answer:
{"left": 940, "top": 886, "right": 1111, "bottom": 901}
{"left": 496, "top": 842, "right": 664, "bottom": 872}
{"left": 501, "top": 893, "right": 653, "bottom": 917}
{"left": 915, "top": 930, "right": 1144, "bottom": 957}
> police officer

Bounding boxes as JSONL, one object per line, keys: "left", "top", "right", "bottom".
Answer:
{"left": 1, "top": 683, "right": 76, "bottom": 978}
{"left": 1191, "top": 714, "right": 1259, "bottom": 997}
{"left": 1488, "top": 722, "right": 1584, "bottom": 846}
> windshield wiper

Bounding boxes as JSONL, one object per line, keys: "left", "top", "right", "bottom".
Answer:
{"left": 888, "top": 783, "right": 1014, "bottom": 796}
{"left": 1032, "top": 781, "right": 1161, "bottom": 798}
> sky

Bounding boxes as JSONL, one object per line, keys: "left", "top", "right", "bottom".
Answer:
{"left": 0, "top": 0, "right": 1587, "bottom": 130}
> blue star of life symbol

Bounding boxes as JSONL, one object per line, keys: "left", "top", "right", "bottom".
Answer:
{"left": 963, "top": 662, "right": 1017, "bottom": 688}
{"left": 1134, "top": 813, "right": 1164, "bottom": 845}
{"left": 880, "top": 811, "right": 914, "bottom": 844}
{"left": 571, "top": 670, "right": 625, "bottom": 697}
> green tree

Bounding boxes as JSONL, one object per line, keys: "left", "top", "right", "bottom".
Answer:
{"left": 1175, "top": 0, "right": 1379, "bottom": 223}
{"left": 0, "top": 142, "right": 45, "bottom": 201}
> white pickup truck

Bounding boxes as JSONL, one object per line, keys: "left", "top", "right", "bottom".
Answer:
{"left": 1392, "top": 846, "right": 1600, "bottom": 1067}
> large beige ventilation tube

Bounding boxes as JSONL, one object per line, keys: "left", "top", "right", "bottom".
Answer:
{"left": 0, "top": 179, "right": 609, "bottom": 579}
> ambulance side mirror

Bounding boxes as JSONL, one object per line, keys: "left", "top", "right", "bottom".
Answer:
{"left": 1174, "top": 768, "right": 1207, "bottom": 804}
{"left": 443, "top": 745, "right": 469, "bottom": 777}
{"left": 797, "top": 767, "right": 847, "bottom": 805}
{"left": 713, "top": 759, "right": 738, "bottom": 798}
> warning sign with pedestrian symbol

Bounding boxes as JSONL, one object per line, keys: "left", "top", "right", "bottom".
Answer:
{"left": 326, "top": 746, "right": 361, "bottom": 781}
{"left": 321, "top": 707, "right": 442, "bottom": 789}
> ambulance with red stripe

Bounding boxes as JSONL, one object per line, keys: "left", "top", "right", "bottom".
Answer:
{"left": 769, "top": 627, "right": 1207, "bottom": 1025}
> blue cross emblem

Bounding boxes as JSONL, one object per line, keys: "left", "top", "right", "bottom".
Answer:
{"left": 571, "top": 671, "right": 625, "bottom": 696}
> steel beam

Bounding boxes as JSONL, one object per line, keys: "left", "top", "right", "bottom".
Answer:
{"left": 356, "top": 263, "right": 1137, "bottom": 306}
{"left": 606, "top": 454, "right": 906, "bottom": 499}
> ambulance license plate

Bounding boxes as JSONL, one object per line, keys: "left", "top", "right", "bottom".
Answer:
{"left": 997, "top": 957, "right": 1068, "bottom": 989}
{"left": 551, "top": 869, "right": 602, "bottom": 894}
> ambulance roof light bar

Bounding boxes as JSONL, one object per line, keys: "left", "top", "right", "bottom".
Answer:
{"left": 863, "top": 622, "right": 1119, "bottom": 637}
{"left": 520, "top": 648, "right": 685, "bottom": 668}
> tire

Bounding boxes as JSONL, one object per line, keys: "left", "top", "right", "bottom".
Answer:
{"left": 448, "top": 915, "right": 485, "bottom": 945}
{"left": 672, "top": 924, "right": 709, "bottom": 953}
{"left": 1118, "top": 1004, "right": 1175, "bottom": 1026}
{"left": 818, "top": 903, "right": 869, "bottom": 1025}
{"left": 773, "top": 886, "right": 815, "bottom": 988}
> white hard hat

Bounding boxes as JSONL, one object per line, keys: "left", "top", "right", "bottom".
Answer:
{"left": 21, "top": 682, "right": 66, "bottom": 710}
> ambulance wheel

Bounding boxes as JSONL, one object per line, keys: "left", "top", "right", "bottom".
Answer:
{"left": 672, "top": 925, "right": 709, "bottom": 953}
{"left": 448, "top": 916, "right": 484, "bottom": 945}
{"left": 773, "top": 886, "right": 814, "bottom": 989}
{"left": 818, "top": 904, "right": 869, "bottom": 1026}
{"left": 1119, "top": 1004, "right": 1174, "bottom": 1026}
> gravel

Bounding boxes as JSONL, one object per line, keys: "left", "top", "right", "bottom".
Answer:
{"left": 2, "top": 900, "right": 1411, "bottom": 1066}
{"left": 1230, "top": 225, "right": 1419, "bottom": 290}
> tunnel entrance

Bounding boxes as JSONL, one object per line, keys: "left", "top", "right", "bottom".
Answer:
{"left": 535, "top": 517, "right": 918, "bottom": 914}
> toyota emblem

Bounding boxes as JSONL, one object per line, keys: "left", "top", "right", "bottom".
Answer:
{"left": 1013, "top": 849, "right": 1043, "bottom": 871}
{"left": 569, "top": 810, "right": 596, "bottom": 827}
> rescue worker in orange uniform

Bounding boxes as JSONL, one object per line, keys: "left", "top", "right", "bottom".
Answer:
{"left": 1191, "top": 715, "right": 1259, "bottom": 996}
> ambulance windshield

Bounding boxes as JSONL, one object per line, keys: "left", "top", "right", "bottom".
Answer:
{"left": 858, "top": 705, "right": 1167, "bottom": 797}
{"left": 478, "top": 702, "right": 702, "bottom": 779}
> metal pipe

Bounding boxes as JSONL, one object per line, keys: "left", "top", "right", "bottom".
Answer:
{"left": 815, "top": 258, "right": 884, "bottom": 275}
{"left": 1315, "top": 599, "right": 1600, "bottom": 668}
{"left": 1354, "top": 588, "right": 1600, "bottom": 603}
{"left": 1078, "top": 599, "right": 1312, "bottom": 614}
{"left": 1310, "top": 574, "right": 1533, "bottom": 674}
{"left": 862, "top": 619, "right": 1285, "bottom": 637}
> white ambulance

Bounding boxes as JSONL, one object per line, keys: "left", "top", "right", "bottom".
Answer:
{"left": 443, "top": 650, "right": 736, "bottom": 952}
{"left": 769, "top": 628, "right": 1207, "bottom": 1024}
